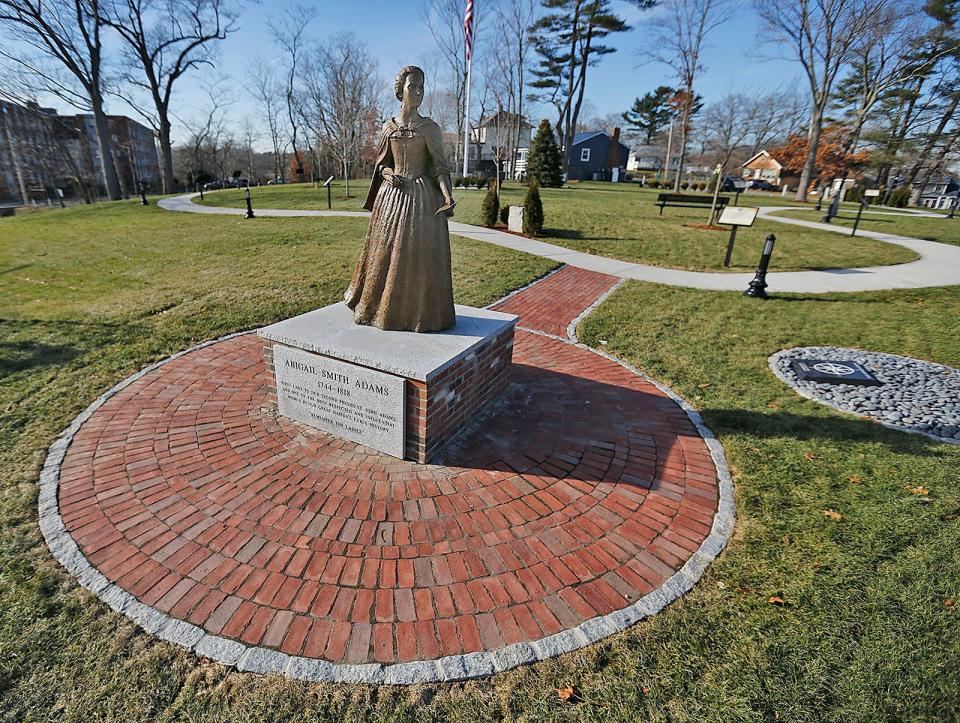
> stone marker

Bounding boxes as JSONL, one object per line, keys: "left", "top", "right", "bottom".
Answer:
{"left": 508, "top": 206, "right": 524, "bottom": 233}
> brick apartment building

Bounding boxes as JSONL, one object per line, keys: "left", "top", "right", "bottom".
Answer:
{"left": 0, "top": 99, "right": 160, "bottom": 204}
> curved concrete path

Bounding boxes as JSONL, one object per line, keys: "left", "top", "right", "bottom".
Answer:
{"left": 158, "top": 193, "right": 960, "bottom": 293}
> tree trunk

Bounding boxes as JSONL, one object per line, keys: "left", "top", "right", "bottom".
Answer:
{"left": 673, "top": 95, "right": 691, "bottom": 192}
{"left": 159, "top": 118, "right": 175, "bottom": 194}
{"left": 91, "top": 97, "right": 122, "bottom": 200}
{"left": 794, "top": 106, "right": 823, "bottom": 202}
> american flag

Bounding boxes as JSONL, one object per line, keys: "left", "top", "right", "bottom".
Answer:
{"left": 464, "top": 0, "right": 474, "bottom": 61}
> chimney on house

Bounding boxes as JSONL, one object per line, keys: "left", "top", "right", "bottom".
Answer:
{"left": 606, "top": 126, "right": 622, "bottom": 171}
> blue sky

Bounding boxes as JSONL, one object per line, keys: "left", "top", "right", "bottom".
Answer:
{"left": 14, "top": 0, "right": 806, "bottom": 147}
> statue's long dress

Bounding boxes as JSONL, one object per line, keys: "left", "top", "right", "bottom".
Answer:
{"left": 345, "top": 117, "right": 456, "bottom": 332}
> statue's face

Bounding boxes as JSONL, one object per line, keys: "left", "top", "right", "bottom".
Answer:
{"left": 402, "top": 72, "right": 424, "bottom": 109}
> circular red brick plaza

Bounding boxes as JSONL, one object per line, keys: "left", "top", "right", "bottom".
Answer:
{"left": 52, "top": 327, "right": 723, "bottom": 676}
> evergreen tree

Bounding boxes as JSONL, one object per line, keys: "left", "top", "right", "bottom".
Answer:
{"left": 526, "top": 119, "right": 563, "bottom": 187}
{"left": 481, "top": 186, "right": 500, "bottom": 227}
{"left": 622, "top": 86, "right": 675, "bottom": 144}
{"left": 523, "top": 181, "right": 544, "bottom": 236}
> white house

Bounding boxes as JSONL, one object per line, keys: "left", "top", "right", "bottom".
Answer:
{"left": 467, "top": 111, "right": 532, "bottom": 179}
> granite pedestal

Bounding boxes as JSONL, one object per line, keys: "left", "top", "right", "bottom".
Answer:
{"left": 258, "top": 303, "right": 518, "bottom": 463}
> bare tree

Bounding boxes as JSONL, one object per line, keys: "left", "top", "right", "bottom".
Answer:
{"left": 491, "top": 0, "right": 536, "bottom": 179}
{"left": 640, "top": 0, "right": 735, "bottom": 191}
{"left": 100, "top": 0, "right": 238, "bottom": 194}
{"left": 176, "top": 74, "right": 233, "bottom": 184}
{"left": 299, "top": 35, "right": 380, "bottom": 198}
{"left": 755, "top": 0, "right": 869, "bottom": 200}
{"left": 0, "top": 0, "right": 123, "bottom": 199}
{"left": 269, "top": 5, "right": 311, "bottom": 183}
{"left": 251, "top": 58, "right": 288, "bottom": 181}
{"left": 699, "top": 88, "right": 808, "bottom": 172}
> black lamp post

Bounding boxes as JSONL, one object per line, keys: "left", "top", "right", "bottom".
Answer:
{"left": 949, "top": 196, "right": 958, "bottom": 220}
{"left": 139, "top": 181, "right": 149, "bottom": 206}
{"left": 244, "top": 186, "right": 255, "bottom": 219}
{"left": 744, "top": 234, "right": 777, "bottom": 299}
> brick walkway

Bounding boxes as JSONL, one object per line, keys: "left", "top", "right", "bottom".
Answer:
{"left": 492, "top": 266, "right": 620, "bottom": 337}
{"left": 48, "top": 273, "right": 727, "bottom": 679}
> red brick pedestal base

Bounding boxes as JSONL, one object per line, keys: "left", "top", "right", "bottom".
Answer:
{"left": 261, "top": 320, "right": 515, "bottom": 464}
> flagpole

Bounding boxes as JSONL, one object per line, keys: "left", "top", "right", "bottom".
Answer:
{"left": 461, "top": 8, "right": 474, "bottom": 177}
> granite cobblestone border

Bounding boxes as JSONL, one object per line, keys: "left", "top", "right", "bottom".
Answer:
{"left": 38, "top": 284, "right": 734, "bottom": 685}
{"left": 769, "top": 346, "right": 960, "bottom": 446}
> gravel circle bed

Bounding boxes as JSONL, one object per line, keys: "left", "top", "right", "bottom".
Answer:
{"left": 769, "top": 346, "right": 960, "bottom": 444}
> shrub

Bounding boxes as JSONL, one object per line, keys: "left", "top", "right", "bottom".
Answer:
{"left": 887, "top": 186, "right": 911, "bottom": 208}
{"left": 481, "top": 186, "right": 499, "bottom": 228}
{"left": 526, "top": 119, "right": 564, "bottom": 188}
{"left": 523, "top": 181, "right": 544, "bottom": 236}
{"left": 476, "top": 177, "right": 489, "bottom": 189}
{"left": 499, "top": 205, "right": 510, "bottom": 224}
{"left": 680, "top": 181, "right": 690, "bottom": 190}
{"left": 648, "top": 180, "right": 660, "bottom": 189}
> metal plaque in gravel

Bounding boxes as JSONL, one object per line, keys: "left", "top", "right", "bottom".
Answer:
{"left": 770, "top": 346, "right": 960, "bottom": 444}
{"left": 790, "top": 358, "right": 882, "bottom": 386}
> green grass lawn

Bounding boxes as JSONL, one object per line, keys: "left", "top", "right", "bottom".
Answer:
{"left": 772, "top": 208, "right": 960, "bottom": 246}
{"left": 197, "top": 182, "right": 918, "bottom": 272}
{"left": 2, "top": 199, "right": 959, "bottom": 721}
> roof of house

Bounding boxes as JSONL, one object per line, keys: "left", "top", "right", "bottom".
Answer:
{"left": 741, "top": 149, "right": 782, "bottom": 169}
{"left": 572, "top": 131, "right": 606, "bottom": 145}
{"left": 479, "top": 110, "right": 532, "bottom": 129}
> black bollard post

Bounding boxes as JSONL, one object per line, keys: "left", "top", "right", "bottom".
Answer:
{"left": 198, "top": 182, "right": 204, "bottom": 200}
{"left": 734, "top": 189, "right": 741, "bottom": 206}
{"left": 244, "top": 186, "right": 255, "bottom": 219}
{"left": 744, "top": 233, "right": 776, "bottom": 299}
{"left": 327, "top": 182, "right": 332, "bottom": 210}
{"left": 723, "top": 225, "right": 738, "bottom": 267}
{"left": 949, "top": 196, "right": 957, "bottom": 219}
{"left": 139, "top": 181, "right": 149, "bottom": 206}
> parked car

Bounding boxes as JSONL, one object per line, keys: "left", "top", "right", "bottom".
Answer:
{"left": 720, "top": 176, "right": 747, "bottom": 192}
{"left": 202, "top": 179, "right": 225, "bottom": 190}
{"left": 266, "top": 177, "right": 287, "bottom": 185}
{"left": 747, "top": 179, "right": 778, "bottom": 191}
{"left": 227, "top": 177, "right": 249, "bottom": 188}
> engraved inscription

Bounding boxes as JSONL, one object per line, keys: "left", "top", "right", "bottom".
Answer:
{"left": 273, "top": 344, "right": 405, "bottom": 458}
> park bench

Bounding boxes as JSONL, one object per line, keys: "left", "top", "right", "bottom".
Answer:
{"left": 0, "top": 205, "right": 17, "bottom": 218}
{"left": 655, "top": 192, "right": 730, "bottom": 216}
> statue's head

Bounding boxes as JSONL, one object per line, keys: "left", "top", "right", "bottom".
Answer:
{"left": 395, "top": 65, "right": 425, "bottom": 109}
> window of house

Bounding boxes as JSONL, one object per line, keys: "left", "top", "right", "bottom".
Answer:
{"left": 580, "top": 148, "right": 590, "bottom": 162}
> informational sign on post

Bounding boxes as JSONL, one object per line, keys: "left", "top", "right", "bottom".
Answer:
{"left": 718, "top": 206, "right": 760, "bottom": 267}
{"left": 718, "top": 206, "right": 759, "bottom": 227}
{"left": 864, "top": 189, "right": 881, "bottom": 198}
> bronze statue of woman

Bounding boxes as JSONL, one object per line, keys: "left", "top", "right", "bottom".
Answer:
{"left": 345, "top": 65, "right": 457, "bottom": 332}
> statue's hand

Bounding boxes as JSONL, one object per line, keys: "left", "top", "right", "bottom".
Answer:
{"left": 382, "top": 168, "right": 403, "bottom": 189}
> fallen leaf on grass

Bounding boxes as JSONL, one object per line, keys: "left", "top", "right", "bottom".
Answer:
{"left": 945, "top": 599, "right": 956, "bottom": 611}
{"left": 767, "top": 595, "right": 788, "bottom": 606}
{"left": 804, "top": 452, "right": 817, "bottom": 461}
{"left": 556, "top": 685, "right": 576, "bottom": 702}
{"left": 641, "top": 686, "right": 651, "bottom": 696}
{"left": 907, "top": 486, "right": 929, "bottom": 495}
{"left": 823, "top": 509, "right": 842, "bottom": 521}
{"left": 698, "top": 383, "right": 711, "bottom": 389}
{"left": 767, "top": 401, "right": 780, "bottom": 409}
{"left": 846, "top": 475, "right": 864, "bottom": 484}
